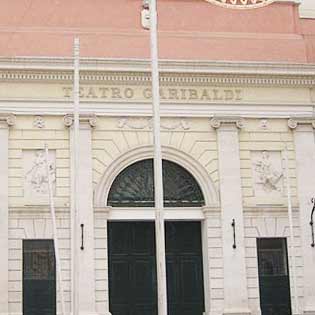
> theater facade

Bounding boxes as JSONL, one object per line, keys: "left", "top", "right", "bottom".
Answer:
{"left": 1, "top": 1, "right": 315, "bottom": 315}
{"left": 0, "top": 57, "right": 314, "bottom": 315}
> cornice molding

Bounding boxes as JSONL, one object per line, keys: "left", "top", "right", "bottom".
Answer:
{"left": 1, "top": 58, "right": 315, "bottom": 87}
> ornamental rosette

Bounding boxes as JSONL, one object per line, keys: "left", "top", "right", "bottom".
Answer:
{"left": 204, "top": 0, "right": 276, "bottom": 9}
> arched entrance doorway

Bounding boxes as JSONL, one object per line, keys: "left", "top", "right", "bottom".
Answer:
{"left": 107, "top": 159, "right": 206, "bottom": 315}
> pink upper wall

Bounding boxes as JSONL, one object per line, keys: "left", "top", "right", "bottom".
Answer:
{"left": 0, "top": 0, "right": 314, "bottom": 63}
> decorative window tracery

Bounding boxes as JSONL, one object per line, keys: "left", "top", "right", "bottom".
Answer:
{"left": 107, "top": 159, "right": 205, "bottom": 207}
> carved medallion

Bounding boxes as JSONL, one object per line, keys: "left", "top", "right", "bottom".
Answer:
{"left": 259, "top": 119, "right": 269, "bottom": 130}
{"left": 33, "top": 116, "right": 45, "bottom": 129}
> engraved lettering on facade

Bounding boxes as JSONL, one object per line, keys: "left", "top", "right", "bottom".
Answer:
{"left": 61, "top": 86, "right": 244, "bottom": 102}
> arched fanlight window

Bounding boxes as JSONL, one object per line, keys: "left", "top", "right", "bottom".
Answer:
{"left": 107, "top": 159, "right": 205, "bottom": 207}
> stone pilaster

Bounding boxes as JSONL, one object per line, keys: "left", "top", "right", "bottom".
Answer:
{"left": 202, "top": 206, "right": 223, "bottom": 315}
{"left": 0, "top": 115, "right": 15, "bottom": 315}
{"left": 94, "top": 207, "right": 112, "bottom": 315}
{"left": 289, "top": 118, "right": 315, "bottom": 315}
{"left": 66, "top": 114, "right": 99, "bottom": 315}
{"left": 211, "top": 117, "right": 250, "bottom": 315}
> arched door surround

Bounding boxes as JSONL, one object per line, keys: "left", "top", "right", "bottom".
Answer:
{"left": 94, "top": 145, "right": 219, "bottom": 211}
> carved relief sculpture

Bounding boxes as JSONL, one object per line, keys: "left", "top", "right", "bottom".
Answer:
{"left": 24, "top": 150, "right": 56, "bottom": 201}
{"left": 252, "top": 151, "right": 283, "bottom": 196}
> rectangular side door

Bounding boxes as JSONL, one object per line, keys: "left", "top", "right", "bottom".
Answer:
{"left": 23, "top": 240, "right": 56, "bottom": 315}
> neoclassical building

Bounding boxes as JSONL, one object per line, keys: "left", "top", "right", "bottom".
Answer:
{"left": 1, "top": 1, "right": 315, "bottom": 315}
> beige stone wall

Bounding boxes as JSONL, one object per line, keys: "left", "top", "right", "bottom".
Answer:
{"left": 8, "top": 116, "right": 71, "bottom": 313}
{"left": 5, "top": 114, "right": 306, "bottom": 314}
{"left": 8, "top": 214, "right": 71, "bottom": 314}
{"left": 203, "top": 213, "right": 224, "bottom": 313}
{"left": 94, "top": 213, "right": 109, "bottom": 314}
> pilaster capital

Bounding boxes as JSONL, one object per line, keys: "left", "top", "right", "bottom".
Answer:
{"left": 63, "top": 114, "right": 97, "bottom": 128}
{"left": 0, "top": 114, "right": 16, "bottom": 128}
{"left": 210, "top": 117, "right": 245, "bottom": 130}
{"left": 288, "top": 117, "right": 315, "bottom": 130}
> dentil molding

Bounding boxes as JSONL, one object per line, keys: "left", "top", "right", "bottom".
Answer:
{"left": 1, "top": 58, "right": 315, "bottom": 87}
{"left": 1, "top": 70, "right": 315, "bottom": 87}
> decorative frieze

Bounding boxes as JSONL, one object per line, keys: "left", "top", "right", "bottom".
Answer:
{"left": 1, "top": 70, "right": 314, "bottom": 86}
{"left": 1, "top": 58, "right": 315, "bottom": 87}
{"left": 117, "top": 117, "right": 190, "bottom": 130}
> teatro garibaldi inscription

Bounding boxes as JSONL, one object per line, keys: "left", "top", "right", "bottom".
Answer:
{"left": 62, "top": 86, "right": 243, "bottom": 102}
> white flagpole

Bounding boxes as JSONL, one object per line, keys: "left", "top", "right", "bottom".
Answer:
{"left": 72, "top": 37, "right": 80, "bottom": 315}
{"left": 45, "top": 144, "right": 66, "bottom": 315}
{"left": 149, "top": 1, "right": 168, "bottom": 315}
{"left": 284, "top": 146, "right": 299, "bottom": 314}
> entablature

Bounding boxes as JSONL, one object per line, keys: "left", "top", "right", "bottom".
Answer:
{"left": 1, "top": 58, "right": 315, "bottom": 87}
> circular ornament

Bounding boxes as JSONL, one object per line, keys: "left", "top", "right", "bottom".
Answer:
{"left": 204, "top": 0, "right": 276, "bottom": 10}
{"left": 6, "top": 114, "right": 16, "bottom": 127}
{"left": 287, "top": 118, "right": 297, "bottom": 129}
{"left": 236, "top": 118, "right": 245, "bottom": 129}
{"left": 63, "top": 114, "right": 74, "bottom": 127}
{"left": 89, "top": 115, "right": 97, "bottom": 128}
{"left": 210, "top": 118, "right": 221, "bottom": 129}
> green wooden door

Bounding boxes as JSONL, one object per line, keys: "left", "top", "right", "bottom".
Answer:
{"left": 257, "top": 238, "right": 292, "bottom": 315}
{"left": 108, "top": 221, "right": 205, "bottom": 315}
{"left": 23, "top": 240, "right": 56, "bottom": 315}
{"left": 165, "top": 222, "right": 205, "bottom": 315}
{"left": 108, "top": 222, "right": 157, "bottom": 315}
